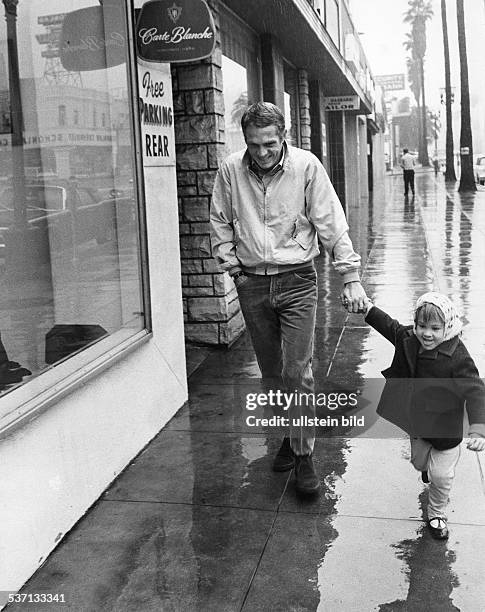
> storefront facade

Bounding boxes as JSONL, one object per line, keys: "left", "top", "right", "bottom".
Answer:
{"left": 0, "top": 0, "right": 186, "bottom": 596}
{"left": 1, "top": 0, "right": 381, "bottom": 596}
{"left": 177, "top": 0, "right": 380, "bottom": 346}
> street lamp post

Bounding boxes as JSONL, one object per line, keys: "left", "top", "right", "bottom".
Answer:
{"left": 3, "top": 0, "right": 26, "bottom": 228}
{"left": 3, "top": 0, "right": 50, "bottom": 274}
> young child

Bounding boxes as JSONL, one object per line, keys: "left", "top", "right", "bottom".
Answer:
{"left": 362, "top": 291, "right": 485, "bottom": 539}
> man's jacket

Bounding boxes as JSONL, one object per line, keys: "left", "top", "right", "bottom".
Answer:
{"left": 366, "top": 306, "right": 485, "bottom": 447}
{"left": 210, "top": 144, "right": 360, "bottom": 282}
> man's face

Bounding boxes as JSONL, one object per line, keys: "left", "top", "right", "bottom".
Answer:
{"left": 244, "top": 124, "right": 285, "bottom": 171}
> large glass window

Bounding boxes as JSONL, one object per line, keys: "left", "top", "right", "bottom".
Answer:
{"left": 220, "top": 4, "right": 261, "bottom": 155}
{"left": 0, "top": 1, "right": 145, "bottom": 402}
{"left": 326, "top": 0, "right": 340, "bottom": 49}
{"left": 283, "top": 62, "right": 300, "bottom": 147}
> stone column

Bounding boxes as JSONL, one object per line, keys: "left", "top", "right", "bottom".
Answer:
{"left": 298, "top": 70, "right": 311, "bottom": 150}
{"left": 172, "top": 0, "right": 244, "bottom": 345}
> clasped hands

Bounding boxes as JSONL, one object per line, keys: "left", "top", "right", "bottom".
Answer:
{"left": 340, "top": 281, "right": 370, "bottom": 314}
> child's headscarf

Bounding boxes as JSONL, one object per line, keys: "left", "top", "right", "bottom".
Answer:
{"left": 414, "top": 292, "right": 462, "bottom": 341}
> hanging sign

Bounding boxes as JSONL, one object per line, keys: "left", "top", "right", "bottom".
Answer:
{"left": 323, "top": 96, "right": 360, "bottom": 111}
{"left": 138, "top": 62, "right": 176, "bottom": 166}
{"left": 375, "top": 74, "right": 405, "bottom": 91}
{"left": 59, "top": 5, "right": 126, "bottom": 71}
{"left": 136, "top": 0, "right": 216, "bottom": 63}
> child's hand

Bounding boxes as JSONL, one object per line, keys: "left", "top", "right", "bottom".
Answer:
{"left": 361, "top": 298, "right": 374, "bottom": 315}
{"left": 466, "top": 435, "right": 485, "bottom": 452}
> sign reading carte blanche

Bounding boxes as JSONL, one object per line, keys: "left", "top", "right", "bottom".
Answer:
{"left": 323, "top": 96, "right": 360, "bottom": 111}
{"left": 138, "top": 62, "right": 176, "bottom": 166}
{"left": 136, "top": 0, "right": 216, "bottom": 63}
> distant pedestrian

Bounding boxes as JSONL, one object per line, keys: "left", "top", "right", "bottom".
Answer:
{"left": 360, "top": 292, "right": 485, "bottom": 540}
{"left": 400, "top": 148, "right": 415, "bottom": 196}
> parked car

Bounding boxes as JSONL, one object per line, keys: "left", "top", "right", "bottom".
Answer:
{"left": 474, "top": 154, "right": 485, "bottom": 185}
{"left": 0, "top": 182, "right": 135, "bottom": 257}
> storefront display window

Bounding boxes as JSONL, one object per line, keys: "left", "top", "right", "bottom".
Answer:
{"left": 283, "top": 62, "right": 299, "bottom": 147}
{"left": 220, "top": 4, "right": 261, "bottom": 156}
{"left": 326, "top": 0, "right": 340, "bottom": 49}
{"left": 0, "top": 1, "right": 146, "bottom": 405}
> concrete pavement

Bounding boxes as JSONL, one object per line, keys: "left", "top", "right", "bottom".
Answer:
{"left": 6, "top": 171, "right": 485, "bottom": 611}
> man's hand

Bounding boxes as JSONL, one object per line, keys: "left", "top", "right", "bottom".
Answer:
{"left": 466, "top": 435, "right": 485, "bottom": 452}
{"left": 340, "top": 281, "right": 367, "bottom": 313}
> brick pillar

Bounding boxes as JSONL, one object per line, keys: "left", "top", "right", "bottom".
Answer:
{"left": 173, "top": 0, "right": 244, "bottom": 346}
{"left": 261, "top": 34, "right": 285, "bottom": 109}
{"left": 298, "top": 70, "right": 311, "bottom": 150}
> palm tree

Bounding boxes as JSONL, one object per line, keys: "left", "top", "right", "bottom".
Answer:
{"left": 404, "top": 0, "right": 434, "bottom": 166}
{"left": 456, "top": 0, "right": 475, "bottom": 191}
{"left": 440, "top": 0, "right": 456, "bottom": 181}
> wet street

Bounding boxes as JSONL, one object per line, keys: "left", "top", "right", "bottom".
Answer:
{"left": 8, "top": 170, "right": 485, "bottom": 611}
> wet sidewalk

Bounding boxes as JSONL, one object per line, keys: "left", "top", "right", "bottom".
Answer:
{"left": 7, "top": 172, "right": 485, "bottom": 611}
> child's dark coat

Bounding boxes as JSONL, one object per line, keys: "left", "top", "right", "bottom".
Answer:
{"left": 365, "top": 306, "right": 485, "bottom": 449}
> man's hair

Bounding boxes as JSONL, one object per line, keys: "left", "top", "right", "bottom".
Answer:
{"left": 414, "top": 303, "right": 445, "bottom": 327}
{"left": 403, "top": 148, "right": 409, "bottom": 154}
{"left": 241, "top": 102, "right": 285, "bottom": 137}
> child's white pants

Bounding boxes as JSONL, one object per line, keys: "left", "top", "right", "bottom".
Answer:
{"left": 410, "top": 437, "right": 461, "bottom": 520}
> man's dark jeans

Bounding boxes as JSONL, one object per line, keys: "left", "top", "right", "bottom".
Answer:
{"left": 236, "top": 267, "right": 317, "bottom": 455}
{"left": 403, "top": 169, "right": 415, "bottom": 195}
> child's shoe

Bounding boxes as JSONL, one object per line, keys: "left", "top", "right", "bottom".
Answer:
{"left": 427, "top": 517, "right": 449, "bottom": 540}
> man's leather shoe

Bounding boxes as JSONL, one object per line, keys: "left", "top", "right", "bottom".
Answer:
{"left": 428, "top": 517, "right": 449, "bottom": 540}
{"left": 294, "top": 454, "right": 320, "bottom": 495}
{"left": 272, "top": 437, "right": 294, "bottom": 472}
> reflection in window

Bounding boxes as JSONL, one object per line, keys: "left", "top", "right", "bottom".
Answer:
{"left": 0, "top": 1, "right": 145, "bottom": 398}
{"left": 283, "top": 63, "right": 299, "bottom": 147}
{"left": 222, "top": 55, "right": 247, "bottom": 155}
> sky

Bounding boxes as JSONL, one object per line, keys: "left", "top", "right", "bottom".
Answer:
{"left": 348, "top": 0, "right": 485, "bottom": 151}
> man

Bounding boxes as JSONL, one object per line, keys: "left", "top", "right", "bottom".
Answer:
{"left": 210, "top": 102, "right": 366, "bottom": 495}
{"left": 400, "top": 148, "right": 416, "bottom": 196}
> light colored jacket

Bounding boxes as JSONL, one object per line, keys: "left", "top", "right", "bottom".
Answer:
{"left": 400, "top": 152, "right": 415, "bottom": 170}
{"left": 210, "top": 144, "right": 361, "bottom": 282}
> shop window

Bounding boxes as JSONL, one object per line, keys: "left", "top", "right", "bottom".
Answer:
{"left": 326, "top": 0, "right": 340, "bottom": 49}
{"left": 220, "top": 4, "right": 261, "bottom": 155}
{"left": 0, "top": 2, "right": 146, "bottom": 415}
{"left": 283, "top": 63, "right": 300, "bottom": 147}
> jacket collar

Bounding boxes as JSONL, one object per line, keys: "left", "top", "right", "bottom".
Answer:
{"left": 403, "top": 329, "right": 460, "bottom": 367}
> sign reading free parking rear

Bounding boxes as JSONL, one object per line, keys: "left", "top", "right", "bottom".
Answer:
{"left": 138, "top": 62, "right": 175, "bottom": 167}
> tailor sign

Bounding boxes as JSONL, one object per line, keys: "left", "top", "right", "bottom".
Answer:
{"left": 323, "top": 96, "right": 360, "bottom": 111}
{"left": 59, "top": 5, "right": 126, "bottom": 71}
{"left": 136, "top": 0, "right": 216, "bottom": 63}
{"left": 138, "top": 62, "right": 176, "bottom": 166}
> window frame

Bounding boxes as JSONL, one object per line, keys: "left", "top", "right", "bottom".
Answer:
{"left": 0, "top": 0, "right": 152, "bottom": 439}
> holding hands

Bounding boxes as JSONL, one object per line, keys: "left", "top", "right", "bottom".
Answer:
{"left": 466, "top": 435, "right": 485, "bottom": 452}
{"left": 340, "top": 281, "right": 373, "bottom": 314}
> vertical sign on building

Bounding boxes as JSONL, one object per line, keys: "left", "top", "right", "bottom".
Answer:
{"left": 137, "top": 62, "right": 175, "bottom": 167}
